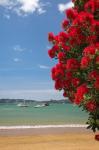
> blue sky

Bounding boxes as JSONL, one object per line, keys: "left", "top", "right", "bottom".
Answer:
{"left": 0, "top": 0, "right": 72, "bottom": 100}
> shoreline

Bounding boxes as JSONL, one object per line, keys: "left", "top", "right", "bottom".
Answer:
{"left": 0, "top": 124, "right": 88, "bottom": 129}
{"left": 0, "top": 124, "right": 91, "bottom": 136}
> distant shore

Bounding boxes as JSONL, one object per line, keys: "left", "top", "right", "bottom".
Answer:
{"left": 0, "top": 98, "right": 70, "bottom": 104}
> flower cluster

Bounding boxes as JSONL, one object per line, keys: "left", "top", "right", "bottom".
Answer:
{"left": 48, "top": 0, "right": 99, "bottom": 132}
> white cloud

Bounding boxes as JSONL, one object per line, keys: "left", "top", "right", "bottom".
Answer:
{"left": 4, "top": 14, "right": 10, "bottom": 19}
{"left": 14, "top": 45, "right": 25, "bottom": 52}
{"left": 46, "top": 45, "right": 51, "bottom": 50}
{"left": 0, "top": 0, "right": 47, "bottom": 16}
{"left": 58, "top": 2, "right": 74, "bottom": 13}
{"left": 37, "top": 7, "right": 46, "bottom": 14}
{"left": 0, "top": 0, "right": 13, "bottom": 7}
{"left": 13, "top": 58, "right": 21, "bottom": 62}
{"left": 39, "top": 65, "right": 50, "bottom": 69}
{"left": 13, "top": 45, "right": 32, "bottom": 53}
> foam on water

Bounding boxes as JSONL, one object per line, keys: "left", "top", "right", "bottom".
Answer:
{"left": 0, "top": 124, "right": 88, "bottom": 129}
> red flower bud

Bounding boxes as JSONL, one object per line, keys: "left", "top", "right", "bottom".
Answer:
{"left": 62, "top": 19, "right": 69, "bottom": 30}
{"left": 48, "top": 32, "right": 55, "bottom": 42}
{"left": 48, "top": 49, "right": 55, "bottom": 58}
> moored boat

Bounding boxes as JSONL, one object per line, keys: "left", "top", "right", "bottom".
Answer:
{"left": 34, "top": 103, "right": 49, "bottom": 108}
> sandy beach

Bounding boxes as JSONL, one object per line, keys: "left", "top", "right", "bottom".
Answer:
{"left": 0, "top": 127, "right": 99, "bottom": 150}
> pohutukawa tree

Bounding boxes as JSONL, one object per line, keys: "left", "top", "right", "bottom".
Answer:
{"left": 48, "top": 0, "right": 99, "bottom": 132}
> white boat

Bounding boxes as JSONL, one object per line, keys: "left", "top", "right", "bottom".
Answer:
{"left": 17, "top": 103, "right": 29, "bottom": 107}
{"left": 17, "top": 103, "right": 22, "bottom": 107}
{"left": 17, "top": 101, "right": 29, "bottom": 107}
{"left": 34, "top": 103, "right": 49, "bottom": 108}
{"left": 34, "top": 104, "right": 45, "bottom": 108}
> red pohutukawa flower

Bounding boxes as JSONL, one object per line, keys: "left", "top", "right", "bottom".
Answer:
{"left": 48, "top": 0, "right": 99, "bottom": 132}
{"left": 48, "top": 45, "right": 59, "bottom": 58}
{"left": 66, "top": 58, "right": 79, "bottom": 70}
{"left": 48, "top": 48, "right": 55, "bottom": 58}
{"left": 62, "top": 19, "right": 69, "bottom": 30}
{"left": 55, "top": 79, "right": 63, "bottom": 90}
{"left": 72, "top": 78, "right": 80, "bottom": 87}
{"left": 63, "top": 91, "right": 67, "bottom": 97}
{"left": 48, "top": 32, "right": 55, "bottom": 42}
{"left": 96, "top": 56, "right": 99, "bottom": 64}
{"left": 86, "top": 101, "right": 96, "bottom": 112}
{"left": 65, "top": 71, "right": 72, "bottom": 79}
{"left": 66, "top": 8, "right": 78, "bottom": 21}
{"left": 81, "top": 56, "right": 90, "bottom": 68}
{"left": 94, "top": 78, "right": 99, "bottom": 90}
{"left": 88, "top": 70, "right": 99, "bottom": 80}
{"left": 84, "top": 0, "right": 96, "bottom": 14}
{"left": 74, "top": 84, "right": 89, "bottom": 104}
{"left": 83, "top": 45, "right": 96, "bottom": 57}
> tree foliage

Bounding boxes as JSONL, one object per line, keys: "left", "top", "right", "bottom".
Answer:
{"left": 48, "top": 0, "right": 99, "bottom": 132}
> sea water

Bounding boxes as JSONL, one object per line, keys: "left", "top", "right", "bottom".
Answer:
{"left": 0, "top": 103, "right": 88, "bottom": 126}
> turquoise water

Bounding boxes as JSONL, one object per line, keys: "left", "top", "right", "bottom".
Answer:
{"left": 0, "top": 103, "right": 88, "bottom": 126}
